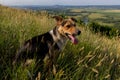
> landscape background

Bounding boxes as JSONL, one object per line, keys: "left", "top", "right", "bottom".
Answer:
{"left": 0, "top": 5, "right": 120, "bottom": 79}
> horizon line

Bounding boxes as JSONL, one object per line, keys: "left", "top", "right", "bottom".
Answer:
{"left": 1, "top": 4, "right": 120, "bottom": 6}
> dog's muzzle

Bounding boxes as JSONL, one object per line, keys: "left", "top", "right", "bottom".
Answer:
{"left": 77, "top": 30, "right": 81, "bottom": 35}
{"left": 65, "top": 30, "right": 81, "bottom": 45}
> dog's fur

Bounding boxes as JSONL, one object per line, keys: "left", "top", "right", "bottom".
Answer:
{"left": 13, "top": 16, "right": 81, "bottom": 78}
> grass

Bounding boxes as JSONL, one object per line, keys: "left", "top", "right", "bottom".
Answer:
{"left": 0, "top": 5, "right": 120, "bottom": 80}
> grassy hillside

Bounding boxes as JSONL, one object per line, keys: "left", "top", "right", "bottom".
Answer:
{"left": 0, "top": 5, "right": 120, "bottom": 80}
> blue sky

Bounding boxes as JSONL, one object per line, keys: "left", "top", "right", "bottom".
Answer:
{"left": 0, "top": 0, "right": 120, "bottom": 6}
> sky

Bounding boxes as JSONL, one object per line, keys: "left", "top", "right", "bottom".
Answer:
{"left": 0, "top": 0, "right": 120, "bottom": 6}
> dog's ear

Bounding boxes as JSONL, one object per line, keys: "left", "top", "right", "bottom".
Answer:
{"left": 70, "top": 17, "right": 77, "bottom": 22}
{"left": 52, "top": 16, "right": 63, "bottom": 26}
{"left": 53, "top": 16, "right": 63, "bottom": 22}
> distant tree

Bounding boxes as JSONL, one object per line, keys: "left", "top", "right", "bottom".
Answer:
{"left": 88, "top": 22, "right": 120, "bottom": 38}
{"left": 77, "top": 18, "right": 85, "bottom": 26}
{"left": 59, "top": 14, "right": 66, "bottom": 19}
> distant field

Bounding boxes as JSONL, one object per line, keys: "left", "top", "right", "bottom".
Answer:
{"left": 66, "top": 8, "right": 120, "bottom": 27}
{"left": 88, "top": 13, "right": 106, "bottom": 19}
{"left": 70, "top": 9, "right": 82, "bottom": 13}
{"left": 104, "top": 10, "right": 120, "bottom": 13}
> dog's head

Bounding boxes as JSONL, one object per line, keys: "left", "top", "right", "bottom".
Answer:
{"left": 53, "top": 16, "right": 81, "bottom": 44}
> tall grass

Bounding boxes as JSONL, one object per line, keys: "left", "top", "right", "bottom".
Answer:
{"left": 0, "top": 5, "right": 120, "bottom": 80}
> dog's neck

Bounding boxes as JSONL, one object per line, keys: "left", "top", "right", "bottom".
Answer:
{"left": 49, "top": 26, "right": 67, "bottom": 50}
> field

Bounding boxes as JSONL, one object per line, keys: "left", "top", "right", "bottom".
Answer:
{"left": 0, "top": 5, "right": 120, "bottom": 80}
{"left": 68, "top": 8, "right": 120, "bottom": 27}
{"left": 45, "top": 7, "right": 120, "bottom": 28}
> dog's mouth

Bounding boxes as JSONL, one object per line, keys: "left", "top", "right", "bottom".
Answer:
{"left": 65, "top": 33, "right": 78, "bottom": 44}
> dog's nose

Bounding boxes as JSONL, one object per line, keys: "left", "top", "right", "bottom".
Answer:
{"left": 77, "top": 30, "right": 81, "bottom": 35}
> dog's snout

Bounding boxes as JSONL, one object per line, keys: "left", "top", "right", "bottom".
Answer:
{"left": 77, "top": 30, "right": 81, "bottom": 35}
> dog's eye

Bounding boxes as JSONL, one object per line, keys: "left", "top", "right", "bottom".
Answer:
{"left": 66, "top": 25, "right": 71, "bottom": 28}
{"left": 73, "top": 24, "right": 76, "bottom": 26}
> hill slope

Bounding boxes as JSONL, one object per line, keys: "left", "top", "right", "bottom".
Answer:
{"left": 0, "top": 5, "right": 120, "bottom": 80}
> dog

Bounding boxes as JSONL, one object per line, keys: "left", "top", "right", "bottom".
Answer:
{"left": 13, "top": 16, "right": 81, "bottom": 78}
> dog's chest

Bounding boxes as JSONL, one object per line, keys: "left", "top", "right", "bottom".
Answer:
{"left": 49, "top": 30, "right": 67, "bottom": 50}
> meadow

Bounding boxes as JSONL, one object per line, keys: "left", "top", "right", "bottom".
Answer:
{"left": 0, "top": 5, "right": 120, "bottom": 80}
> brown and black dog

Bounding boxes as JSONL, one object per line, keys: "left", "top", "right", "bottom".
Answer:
{"left": 13, "top": 16, "right": 81, "bottom": 78}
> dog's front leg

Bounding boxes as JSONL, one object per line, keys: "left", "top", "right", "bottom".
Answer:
{"left": 12, "top": 42, "right": 30, "bottom": 65}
